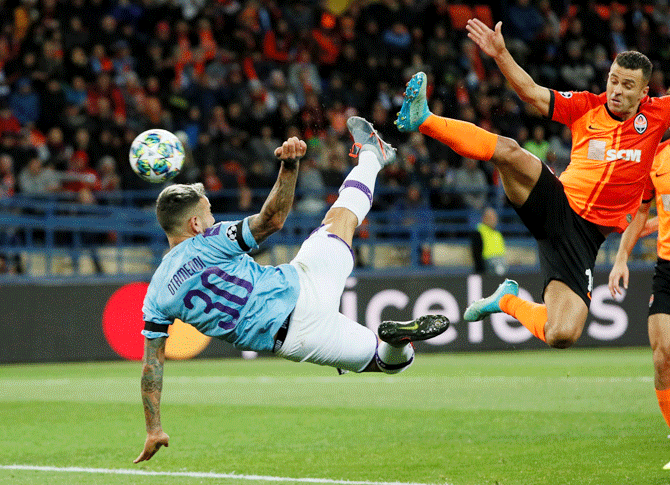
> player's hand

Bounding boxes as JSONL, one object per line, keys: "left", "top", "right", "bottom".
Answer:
{"left": 274, "top": 137, "right": 307, "bottom": 169}
{"left": 466, "top": 19, "right": 506, "bottom": 59}
{"left": 134, "top": 430, "right": 169, "bottom": 463}
{"left": 608, "top": 261, "right": 629, "bottom": 298}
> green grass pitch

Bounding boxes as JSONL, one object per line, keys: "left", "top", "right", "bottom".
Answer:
{"left": 0, "top": 348, "right": 669, "bottom": 485}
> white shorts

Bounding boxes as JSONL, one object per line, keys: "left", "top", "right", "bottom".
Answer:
{"left": 277, "top": 226, "right": 378, "bottom": 372}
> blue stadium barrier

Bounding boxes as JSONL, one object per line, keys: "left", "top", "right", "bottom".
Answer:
{"left": 0, "top": 189, "right": 656, "bottom": 280}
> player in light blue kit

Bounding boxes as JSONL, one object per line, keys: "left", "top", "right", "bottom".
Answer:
{"left": 134, "top": 117, "right": 450, "bottom": 463}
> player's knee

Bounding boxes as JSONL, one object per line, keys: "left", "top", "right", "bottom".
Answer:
{"left": 652, "top": 344, "right": 670, "bottom": 377}
{"left": 491, "top": 136, "right": 523, "bottom": 166}
{"left": 544, "top": 324, "right": 580, "bottom": 349}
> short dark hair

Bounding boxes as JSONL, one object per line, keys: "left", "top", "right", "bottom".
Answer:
{"left": 613, "top": 51, "right": 653, "bottom": 84}
{"left": 155, "top": 183, "right": 206, "bottom": 234}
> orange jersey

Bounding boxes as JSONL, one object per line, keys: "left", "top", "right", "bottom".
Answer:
{"left": 551, "top": 90, "right": 670, "bottom": 232}
{"left": 648, "top": 139, "right": 670, "bottom": 260}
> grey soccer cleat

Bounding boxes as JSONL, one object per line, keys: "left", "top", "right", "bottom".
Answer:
{"left": 346, "top": 116, "right": 397, "bottom": 167}
{"left": 378, "top": 314, "right": 450, "bottom": 347}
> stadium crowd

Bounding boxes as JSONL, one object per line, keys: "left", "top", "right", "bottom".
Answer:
{"left": 0, "top": 0, "right": 667, "bottom": 216}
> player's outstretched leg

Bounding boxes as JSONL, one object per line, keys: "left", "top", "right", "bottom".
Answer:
{"left": 396, "top": 72, "right": 498, "bottom": 163}
{"left": 327, "top": 117, "right": 396, "bottom": 236}
{"left": 374, "top": 315, "right": 450, "bottom": 374}
{"left": 463, "top": 279, "right": 519, "bottom": 321}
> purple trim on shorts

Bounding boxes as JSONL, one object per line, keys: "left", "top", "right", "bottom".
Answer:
{"left": 327, "top": 233, "right": 355, "bottom": 264}
{"left": 340, "top": 180, "right": 373, "bottom": 205}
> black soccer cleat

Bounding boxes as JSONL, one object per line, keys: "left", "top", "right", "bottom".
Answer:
{"left": 378, "top": 315, "right": 450, "bottom": 347}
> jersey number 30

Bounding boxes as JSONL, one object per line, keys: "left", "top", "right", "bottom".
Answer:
{"left": 183, "top": 267, "right": 253, "bottom": 329}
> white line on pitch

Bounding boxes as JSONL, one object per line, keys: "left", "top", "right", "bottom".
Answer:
{"left": 0, "top": 465, "right": 447, "bottom": 485}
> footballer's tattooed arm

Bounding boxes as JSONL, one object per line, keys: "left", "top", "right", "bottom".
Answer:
{"left": 134, "top": 337, "right": 170, "bottom": 463}
{"left": 249, "top": 137, "right": 306, "bottom": 245}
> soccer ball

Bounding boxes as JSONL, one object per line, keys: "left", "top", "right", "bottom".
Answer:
{"left": 129, "top": 129, "right": 185, "bottom": 183}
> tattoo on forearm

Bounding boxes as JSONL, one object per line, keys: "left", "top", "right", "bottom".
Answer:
{"left": 141, "top": 365, "right": 163, "bottom": 393}
{"left": 252, "top": 168, "right": 298, "bottom": 243}
{"left": 140, "top": 337, "right": 165, "bottom": 430}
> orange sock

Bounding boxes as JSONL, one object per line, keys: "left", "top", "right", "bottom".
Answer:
{"left": 419, "top": 114, "right": 498, "bottom": 162}
{"left": 499, "top": 294, "right": 547, "bottom": 342}
{"left": 656, "top": 388, "right": 670, "bottom": 428}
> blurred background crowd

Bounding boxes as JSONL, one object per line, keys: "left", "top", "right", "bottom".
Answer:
{"left": 0, "top": 0, "right": 667, "bottom": 217}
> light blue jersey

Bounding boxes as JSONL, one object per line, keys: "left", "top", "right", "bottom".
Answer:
{"left": 142, "top": 218, "right": 300, "bottom": 352}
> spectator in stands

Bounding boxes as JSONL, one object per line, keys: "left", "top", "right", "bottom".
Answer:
{"left": 246, "top": 159, "right": 276, "bottom": 194}
{"left": 89, "top": 129, "right": 117, "bottom": 167}
{"left": 13, "top": 128, "right": 40, "bottom": 173}
{"left": 523, "top": 125, "right": 550, "bottom": 163}
{"left": 576, "top": 1, "right": 610, "bottom": 48}
{"left": 609, "top": 12, "right": 629, "bottom": 56}
{"left": 62, "top": 149, "right": 100, "bottom": 194}
{"left": 97, "top": 155, "right": 121, "bottom": 193}
{"left": 63, "top": 75, "right": 88, "bottom": 110}
{"left": 392, "top": 183, "right": 435, "bottom": 265}
{"left": 504, "top": 0, "right": 543, "bottom": 62}
{"left": 111, "top": 40, "right": 135, "bottom": 86}
{"left": 383, "top": 22, "right": 412, "bottom": 59}
{"left": 33, "top": 40, "right": 65, "bottom": 83}
{"left": 288, "top": 51, "right": 321, "bottom": 108}
{"left": 179, "top": 106, "right": 202, "bottom": 150}
{"left": 202, "top": 163, "right": 222, "bottom": 192}
{"left": 192, "top": 132, "right": 217, "bottom": 171}
{"left": 548, "top": 125, "right": 572, "bottom": 176}
{"left": 471, "top": 206, "right": 508, "bottom": 276}
{"left": 0, "top": 153, "right": 15, "bottom": 198}
{"left": 18, "top": 155, "right": 60, "bottom": 194}
{"left": 266, "top": 69, "right": 300, "bottom": 114}
{"left": 649, "top": 69, "right": 668, "bottom": 98}
{"left": 299, "top": 91, "right": 327, "bottom": 139}
{"left": 295, "top": 157, "right": 326, "bottom": 215}
{"left": 65, "top": 47, "right": 91, "bottom": 83}
{"left": 0, "top": 104, "right": 21, "bottom": 138}
{"left": 316, "top": 128, "right": 348, "bottom": 170}
{"left": 321, "top": 152, "right": 347, "bottom": 191}
{"left": 249, "top": 125, "right": 281, "bottom": 173}
{"left": 9, "top": 77, "right": 39, "bottom": 126}
{"left": 44, "top": 126, "right": 71, "bottom": 171}
{"left": 87, "top": 72, "right": 126, "bottom": 125}
{"left": 262, "top": 18, "right": 296, "bottom": 66}
{"left": 39, "top": 78, "right": 67, "bottom": 134}
{"left": 453, "top": 157, "right": 489, "bottom": 212}
{"left": 559, "top": 40, "right": 595, "bottom": 91}
{"left": 63, "top": 16, "right": 89, "bottom": 53}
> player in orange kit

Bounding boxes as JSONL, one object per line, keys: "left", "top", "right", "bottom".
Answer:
{"left": 609, "top": 139, "right": 670, "bottom": 469}
{"left": 396, "top": 19, "right": 670, "bottom": 349}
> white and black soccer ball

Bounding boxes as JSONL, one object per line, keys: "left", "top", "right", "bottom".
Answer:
{"left": 129, "top": 129, "right": 185, "bottom": 183}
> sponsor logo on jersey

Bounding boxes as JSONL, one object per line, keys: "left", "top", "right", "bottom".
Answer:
{"left": 634, "top": 113, "right": 648, "bottom": 134}
{"left": 605, "top": 148, "right": 641, "bottom": 162}
{"left": 559, "top": 91, "right": 573, "bottom": 98}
